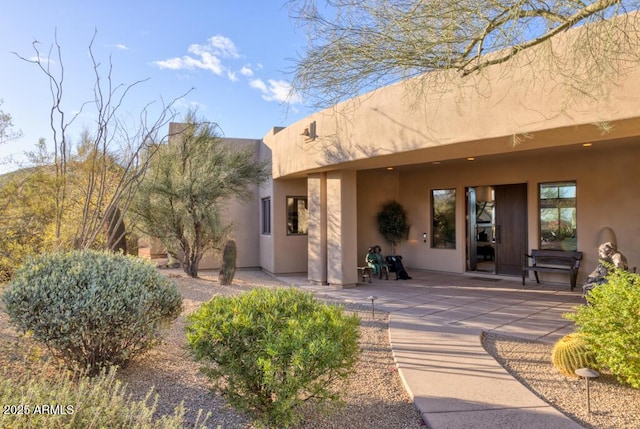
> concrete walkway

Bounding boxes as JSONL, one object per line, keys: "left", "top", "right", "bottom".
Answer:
{"left": 277, "top": 270, "right": 586, "bottom": 429}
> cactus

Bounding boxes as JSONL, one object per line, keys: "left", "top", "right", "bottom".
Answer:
{"left": 551, "top": 333, "right": 598, "bottom": 377}
{"left": 219, "top": 239, "right": 237, "bottom": 285}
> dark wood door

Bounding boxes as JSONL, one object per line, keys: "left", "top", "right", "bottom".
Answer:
{"left": 494, "top": 183, "right": 527, "bottom": 276}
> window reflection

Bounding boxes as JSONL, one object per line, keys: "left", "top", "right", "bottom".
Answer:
{"left": 539, "top": 182, "right": 577, "bottom": 250}
{"left": 432, "top": 189, "right": 456, "bottom": 249}
{"left": 287, "top": 196, "right": 308, "bottom": 235}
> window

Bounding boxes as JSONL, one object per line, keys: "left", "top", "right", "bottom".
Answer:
{"left": 287, "top": 196, "right": 308, "bottom": 235}
{"left": 431, "top": 189, "right": 456, "bottom": 249}
{"left": 261, "top": 197, "right": 271, "bottom": 235}
{"left": 539, "top": 182, "right": 577, "bottom": 250}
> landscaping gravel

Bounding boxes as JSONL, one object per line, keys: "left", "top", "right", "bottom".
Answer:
{"left": 4, "top": 268, "right": 638, "bottom": 429}
{"left": 482, "top": 331, "right": 640, "bottom": 429}
{"left": 81, "top": 269, "right": 422, "bottom": 429}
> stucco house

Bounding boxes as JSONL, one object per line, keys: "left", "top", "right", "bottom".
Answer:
{"left": 184, "top": 15, "right": 640, "bottom": 288}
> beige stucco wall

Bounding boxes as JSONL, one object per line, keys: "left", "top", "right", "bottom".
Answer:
{"left": 257, "top": 14, "right": 640, "bottom": 285}
{"left": 198, "top": 194, "right": 261, "bottom": 270}
{"left": 263, "top": 14, "right": 640, "bottom": 181}
{"left": 352, "top": 140, "right": 640, "bottom": 284}
{"left": 357, "top": 170, "right": 401, "bottom": 259}
{"left": 260, "top": 177, "right": 308, "bottom": 274}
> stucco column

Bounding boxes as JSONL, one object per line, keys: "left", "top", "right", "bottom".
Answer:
{"left": 308, "top": 173, "right": 327, "bottom": 284}
{"left": 326, "top": 170, "right": 358, "bottom": 287}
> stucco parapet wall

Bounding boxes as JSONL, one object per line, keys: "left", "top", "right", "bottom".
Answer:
{"left": 265, "top": 12, "right": 640, "bottom": 179}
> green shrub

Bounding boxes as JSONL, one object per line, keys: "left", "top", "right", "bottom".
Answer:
{"left": 551, "top": 333, "right": 598, "bottom": 377}
{"left": 566, "top": 267, "right": 640, "bottom": 387}
{"left": 185, "top": 287, "right": 361, "bottom": 428}
{"left": 0, "top": 365, "right": 208, "bottom": 429}
{"left": 1, "top": 250, "right": 183, "bottom": 374}
{"left": 376, "top": 200, "right": 408, "bottom": 253}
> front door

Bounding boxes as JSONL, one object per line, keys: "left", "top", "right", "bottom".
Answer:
{"left": 494, "top": 183, "right": 528, "bottom": 276}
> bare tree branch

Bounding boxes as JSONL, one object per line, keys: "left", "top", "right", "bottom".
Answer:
{"left": 288, "top": 0, "right": 640, "bottom": 107}
{"left": 14, "top": 29, "right": 193, "bottom": 251}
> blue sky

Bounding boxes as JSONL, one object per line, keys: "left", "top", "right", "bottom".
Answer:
{"left": 0, "top": 0, "right": 314, "bottom": 171}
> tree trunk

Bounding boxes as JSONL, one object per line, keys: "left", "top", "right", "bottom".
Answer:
{"left": 186, "top": 256, "right": 199, "bottom": 278}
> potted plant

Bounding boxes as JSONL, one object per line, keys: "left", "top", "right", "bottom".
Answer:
{"left": 376, "top": 200, "right": 409, "bottom": 255}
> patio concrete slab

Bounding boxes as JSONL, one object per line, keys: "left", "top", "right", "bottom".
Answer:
{"left": 280, "top": 270, "right": 586, "bottom": 429}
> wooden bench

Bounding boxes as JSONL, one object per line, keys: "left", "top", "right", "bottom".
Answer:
{"left": 522, "top": 250, "right": 583, "bottom": 291}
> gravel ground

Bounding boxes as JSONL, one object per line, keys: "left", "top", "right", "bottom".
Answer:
{"left": 482, "top": 332, "right": 640, "bottom": 429}
{"left": 0, "top": 269, "right": 423, "bottom": 429}
{"left": 4, "top": 268, "right": 638, "bottom": 429}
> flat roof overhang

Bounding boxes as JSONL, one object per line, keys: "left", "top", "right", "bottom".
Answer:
{"left": 273, "top": 117, "right": 640, "bottom": 179}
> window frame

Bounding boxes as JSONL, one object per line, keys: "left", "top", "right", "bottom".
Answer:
{"left": 261, "top": 197, "right": 271, "bottom": 235}
{"left": 286, "top": 196, "right": 309, "bottom": 236}
{"left": 538, "top": 181, "right": 577, "bottom": 251}
{"left": 431, "top": 188, "right": 456, "bottom": 249}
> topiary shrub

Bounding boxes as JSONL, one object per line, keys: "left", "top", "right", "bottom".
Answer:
{"left": 551, "top": 333, "right": 598, "bottom": 377}
{"left": 566, "top": 267, "right": 640, "bottom": 387}
{"left": 376, "top": 200, "right": 409, "bottom": 254}
{"left": 1, "top": 250, "right": 183, "bottom": 375}
{"left": 218, "top": 239, "right": 237, "bottom": 285}
{"left": 185, "top": 287, "right": 361, "bottom": 428}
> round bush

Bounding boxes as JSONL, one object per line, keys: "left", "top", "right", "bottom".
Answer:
{"left": 1, "top": 250, "right": 183, "bottom": 374}
{"left": 567, "top": 267, "right": 640, "bottom": 387}
{"left": 186, "top": 287, "right": 361, "bottom": 428}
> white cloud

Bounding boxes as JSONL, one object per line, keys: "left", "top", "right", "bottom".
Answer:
{"left": 204, "top": 35, "right": 240, "bottom": 58}
{"left": 240, "top": 65, "right": 253, "bottom": 77}
{"left": 249, "top": 78, "right": 267, "bottom": 92}
{"left": 29, "top": 56, "right": 55, "bottom": 64}
{"left": 154, "top": 35, "right": 239, "bottom": 77}
{"left": 250, "top": 78, "right": 302, "bottom": 104}
{"left": 115, "top": 44, "right": 129, "bottom": 50}
{"left": 174, "top": 98, "right": 206, "bottom": 111}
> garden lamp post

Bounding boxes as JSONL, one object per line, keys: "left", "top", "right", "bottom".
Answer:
{"left": 367, "top": 295, "right": 378, "bottom": 318}
{"left": 575, "top": 367, "right": 600, "bottom": 413}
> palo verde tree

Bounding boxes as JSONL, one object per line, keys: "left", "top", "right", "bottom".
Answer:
{"left": 0, "top": 141, "right": 56, "bottom": 280}
{"left": 0, "top": 99, "right": 22, "bottom": 145}
{"left": 133, "top": 111, "right": 270, "bottom": 278}
{"left": 12, "top": 30, "right": 187, "bottom": 251}
{"left": 288, "top": 0, "right": 640, "bottom": 107}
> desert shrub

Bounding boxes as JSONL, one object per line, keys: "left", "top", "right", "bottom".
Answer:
{"left": 1, "top": 250, "right": 183, "bottom": 374}
{"left": 0, "top": 365, "right": 208, "bottom": 429}
{"left": 551, "top": 333, "right": 598, "bottom": 377}
{"left": 186, "top": 287, "right": 361, "bottom": 428}
{"left": 566, "top": 267, "right": 640, "bottom": 388}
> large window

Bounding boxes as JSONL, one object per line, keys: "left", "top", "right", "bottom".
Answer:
{"left": 287, "top": 196, "right": 308, "bottom": 235}
{"left": 431, "top": 189, "right": 456, "bottom": 249}
{"left": 261, "top": 197, "right": 271, "bottom": 235}
{"left": 539, "top": 182, "right": 577, "bottom": 250}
